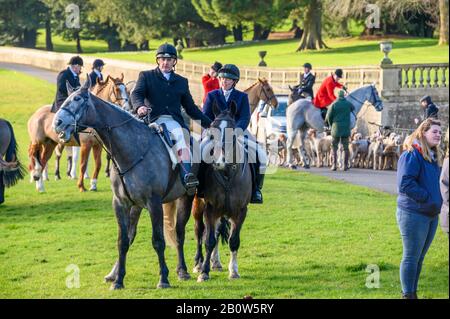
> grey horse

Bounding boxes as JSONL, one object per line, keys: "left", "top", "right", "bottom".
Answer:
{"left": 286, "top": 84, "right": 384, "bottom": 168}
{"left": 195, "top": 101, "right": 252, "bottom": 282}
{"left": 0, "top": 119, "right": 25, "bottom": 204}
{"left": 53, "top": 77, "right": 196, "bottom": 290}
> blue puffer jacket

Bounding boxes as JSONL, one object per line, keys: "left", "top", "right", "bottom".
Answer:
{"left": 397, "top": 144, "right": 442, "bottom": 217}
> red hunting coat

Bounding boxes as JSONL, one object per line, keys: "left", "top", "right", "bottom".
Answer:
{"left": 313, "top": 75, "right": 343, "bottom": 109}
{"left": 202, "top": 74, "right": 220, "bottom": 104}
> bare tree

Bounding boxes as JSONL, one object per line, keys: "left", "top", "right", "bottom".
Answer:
{"left": 439, "top": 0, "right": 449, "bottom": 45}
{"left": 297, "top": 0, "right": 328, "bottom": 51}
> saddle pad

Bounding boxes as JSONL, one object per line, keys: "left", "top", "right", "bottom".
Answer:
{"left": 148, "top": 123, "right": 179, "bottom": 170}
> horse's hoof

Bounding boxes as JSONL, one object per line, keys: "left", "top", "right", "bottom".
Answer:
{"left": 289, "top": 165, "right": 298, "bottom": 170}
{"left": 157, "top": 281, "right": 171, "bottom": 289}
{"left": 110, "top": 282, "right": 124, "bottom": 290}
{"left": 79, "top": 188, "right": 86, "bottom": 193}
{"left": 197, "top": 273, "right": 209, "bottom": 282}
{"left": 55, "top": 176, "right": 61, "bottom": 181}
{"left": 211, "top": 264, "right": 223, "bottom": 272}
{"left": 192, "top": 265, "right": 201, "bottom": 274}
{"left": 229, "top": 272, "right": 241, "bottom": 280}
{"left": 177, "top": 270, "right": 191, "bottom": 281}
{"left": 104, "top": 275, "right": 116, "bottom": 283}
{"left": 89, "top": 187, "right": 97, "bottom": 192}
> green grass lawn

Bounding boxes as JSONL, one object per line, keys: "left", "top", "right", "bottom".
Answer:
{"left": 0, "top": 69, "right": 448, "bottom": 298}
{"left": 96, "top": 37, "right": 448, "bottom": 68}
{"left": 34, "top": 28, "right": 449, "bottom": 68}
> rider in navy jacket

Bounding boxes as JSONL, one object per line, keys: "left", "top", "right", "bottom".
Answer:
{"left": 203, "top": 88, "right": 251, "bottom": 131}
{"left": 201, "top": 64, "right": 265, "bottom": 204}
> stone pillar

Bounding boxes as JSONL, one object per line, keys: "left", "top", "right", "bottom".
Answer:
{"left": 379, "top": 64, "right": 401, "bottom": 127}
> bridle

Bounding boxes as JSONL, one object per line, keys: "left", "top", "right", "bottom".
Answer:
{"left": 110, "top": 81, "right": 129, "bottom": 106}
{"left": 60, "top": 94, "right": 146, "bottom": 204}
{"left": 259, "top": 82, "right": 277, "bottom": 107}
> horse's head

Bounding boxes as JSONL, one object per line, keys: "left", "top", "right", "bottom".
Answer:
{"left": 206, "top": 100, "right": 240, "bottom": 170}
{"left": 288, "top": 85, "right": 300, "bottom": 106}
{"left": 53, "top": 76, "right": 95, "bottom": 143}
{"left": 258, "top": 78, "right": 278, "bottom": 109}
{"left": 110, "top": 73, "right": 130, "bottom": 110}
{"left": 91, "top": 74, "right": 130, "bottom": 110}
{"left": 348, "top": 84, "right": 383, "bottom": 112}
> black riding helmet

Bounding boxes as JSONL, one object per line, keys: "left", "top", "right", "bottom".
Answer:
{"left": 68, "top": 56, "right": 84, "bottom": 66}
{"left": 335, "top": 68, "right": 343, "bottom": 78}
{"left": 211, "top": 61, "right": 223, "bottom": 72}
{"left": 218, "top": 64, "right": 240, "bottom": 82}
{"left": 303, "top": 62, "right": 312, "bottom": 69}
{"left": 156, "top": 43, "right": 178, "bottom": 59}
{"left": 92, "top": 59, "right": 105, "bottom": 69}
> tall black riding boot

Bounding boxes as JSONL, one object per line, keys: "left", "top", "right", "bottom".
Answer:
{"left": 179, "top": 161, "right": 199, "bottom": 196}
{"left": 251, "top": 171, "right": 264, "bottom": 204}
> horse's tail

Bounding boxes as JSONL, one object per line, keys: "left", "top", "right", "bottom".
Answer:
{"left": 3, "top": 121, "right": 25, "bottom": 188}
{"left": 217, "top": 217, "right": 230, "bottom": 245}
{"left": 163, "top": 201, "right": 178, "bottom": 248}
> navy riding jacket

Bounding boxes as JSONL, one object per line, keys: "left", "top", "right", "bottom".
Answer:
{"left": 202, "top": 89, "right": 251, "bottom": 131}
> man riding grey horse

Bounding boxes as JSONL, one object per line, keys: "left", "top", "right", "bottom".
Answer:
{"left": 131, "top": 43, "right": 212, "bottom": 195}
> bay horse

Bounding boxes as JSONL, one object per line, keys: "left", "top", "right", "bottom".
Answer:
{"left": 53, "top": 76, "right": 196, "bottom": 289}
{"left": 195, "top": 101, "right": 252, "bottom": 282}
{"left": 0, "top": 119, "right": 25, "bottom": 204}
{"left": 244, "top": 78, "right": 278, "bottom": 112}
{"left": 161, "top": 79, "right": 279, "bottom": 274}
{"left": 27, "top": 75, "right": 130, "bottom": 192}
{"left": 286, "top": 84, "right": 384, "bottom": 169}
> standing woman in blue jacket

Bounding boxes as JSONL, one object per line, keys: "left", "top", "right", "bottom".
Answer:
{"left": 396, "top": 118, "right": 443, "bottom": 299}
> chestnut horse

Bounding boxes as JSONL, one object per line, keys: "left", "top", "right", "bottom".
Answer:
{"left": 27, "top": 74, "right": 129, "bottom": 192}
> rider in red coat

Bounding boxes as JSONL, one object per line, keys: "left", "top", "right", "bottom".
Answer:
{"left": 201, "top": 61, "right": 222, "bottom": 105}
{"left": 313, "top": 69, "right": 345, "bottom": 119}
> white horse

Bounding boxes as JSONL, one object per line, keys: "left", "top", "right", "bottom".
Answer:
{"left": 286, "top": 84, "right": 384, "bottom": 169}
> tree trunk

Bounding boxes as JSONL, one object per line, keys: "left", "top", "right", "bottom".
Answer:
{"left": 253, "top": 23, "right": 263, "bottom": 40}
{"left": 140, "top": 40, "right": 149, "bottom": 50}
{"left": 122, "top": 41, "right": 137, "bottom": 51}
{"left": 261, "top": 29, "right": 271, "bottom": 40}
{"left": 75, "top": 31, "right": 83, "bottom": 53}
{"left": 23, "top": 29, "right": 37, "bottom": 48}
{"left": 439, "top": 0, "right": 449, "bottom": 45}
{"left": 296, "top": 0, "right": 328, "bottom": 51}
{"left": 45, "top": 12, "right": 53, "bottom": 51}
{"left": 107, "top": 38, "right": 121, "bottom": 51}
{"left": 232, "top": 24, "right": 243, "bottom": 42}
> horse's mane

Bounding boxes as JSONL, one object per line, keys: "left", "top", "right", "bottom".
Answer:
{"left": 89, "top": 93, "right": 145, "bottom": 126}
{"left": 244, "top": 78, "right": 267, "bottom": 92}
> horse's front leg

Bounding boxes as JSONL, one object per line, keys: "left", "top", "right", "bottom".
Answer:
{"left": 77, "top": 144, "right": 89, "bottom": 192}
{"left": 105, "top": 154, "right": 111, "bottom": 178}
{"left": 175, "top": 195, "right": 194, "bottom": 280}
{"left": 110, "top": 196, "right": 132, "bottom": 290}
{"left": 198, "top": 204, "right": 218, "bottom": 282}
{"left": 298, "top": 130, "right": 310, "bottom": 169}
{"left": 228, "top": 207, "right": 248, "bottom": 280}
{"left": 192, "top": 196, "right": 205, "bottom": 274}
{"left": 90, "top": 144, "right": 102, "bottom": 191}
{"left": 148, "top": 194, "right": 170, "bottom": 289}
{"left": 54, "top": 144, "right": 63, "bottom": 180}
{"left": 286, "top": 131, "right": 297, "bottom": 169}
{"left": 105, "top": 205, "right": 142, "bottom": 283}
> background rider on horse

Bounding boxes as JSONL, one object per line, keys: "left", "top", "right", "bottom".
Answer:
{"left": 51, "top": 56, "right": 83, "bottom": 113}
{"left": 313, "top": 68, "right": 346, "bottom": 122}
